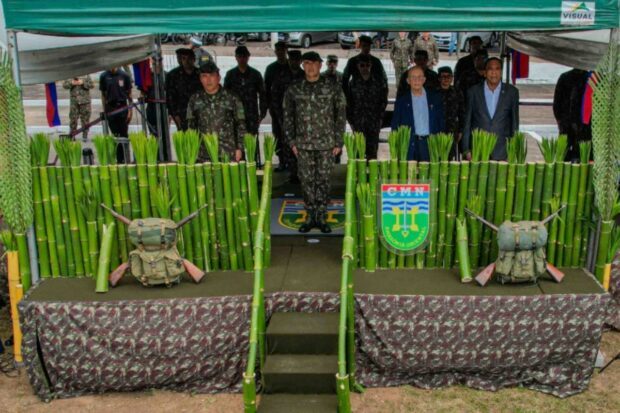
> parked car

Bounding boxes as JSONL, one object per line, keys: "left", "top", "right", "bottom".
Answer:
{"left": 279, "top": 32, "right": 338, "bottom": 48}
{"left": 431, "top": 32, "right": 498, "bottom": 52}
{"left": 247, "top": 32, "right": 270, "bottom": 42}
{"left": 338, "top": 32, "right": 397, "bottom": 49}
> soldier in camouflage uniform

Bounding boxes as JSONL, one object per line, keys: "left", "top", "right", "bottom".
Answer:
{"left": 438, "top": 66, "right": 464, "bottom": 159}
{"left": 413, "top": 32, "right": 439, "bottom": 68}
{"left": 62, "top": 75, "right": 94, "bottom": 141}
{"left": 346, "top": 54, "right": 388, "bottom": 159}
{"left": 166, "top": 49, "right": 202, "bottom": 131}
{"left": 390, "top": 32, "right": 415, "bottom": 83}
{"left": 321, "top": 55, "right": 343, "bottom": 86}
{"left": 186, "top": 62, "right": 247, "bottom": 162}
{"left": 224, "top": 46, "right": 267, "bottom": 135}
{"left": 269, "top": 50, "right": 305, "bottom": 181}
{"left": 283, "top": 51, "right": 346, "bottom": 233}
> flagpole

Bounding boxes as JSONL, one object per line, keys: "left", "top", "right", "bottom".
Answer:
{"left": 6, "top": 29, "right": 40, "bottom": 285}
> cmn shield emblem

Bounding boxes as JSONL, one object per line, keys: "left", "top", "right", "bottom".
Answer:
{"left": 379, "top": 183, "right": 430, "bottom": 253}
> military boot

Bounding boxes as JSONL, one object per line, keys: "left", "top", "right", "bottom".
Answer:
{"left": 298, "top": 209, "right": 316, "bottom": 233}
{"left": 316, "top": 211, "right": 332, "bottom": 234}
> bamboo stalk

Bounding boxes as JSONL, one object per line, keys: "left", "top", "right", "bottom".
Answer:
{"left": 47, "top": 167, "right": 69, "bottom": 277}
{"left": 357, "top": 183, "right": 376, "bottom": 271}
{"left": 556, "top": 163, "right": 572, "bottom": 265}
{"left": 109, "top": 164, "right": 127, "bottom": 263}
{"left": 503, "top": 163, "right": 516, "bottom": 222}
{"left": 541, "top": 162, "right": 555, "bottom": 218}
{"left": 480, "top": 161, "right": 498, "bottom": 266}
{"left": 572, "top": 142, "right": 591, "bottom": 266}
{"left": 457, "top": 161, "right": 469, "bottom": 220}
{"left": 563, "top": 164, "right": 580, "bottom": 266}
{"left": 595, "top": 220, "right": 614, "bottom": 282}
{"left": 166, "top": 163, "right": 186, "bottom": 256}
{"left": 444, "top": 161, "right": 460, "bottom": 268}
{"left": 96, "top": 223, "right": 115, "bottom": 293}
{"left": 491, "top": 162, "right": 508, "bottom": 260}
{"left": 118, "top": 165, "right": 133, "bottom": 254}
{"left": 130, "top": 133, "right": 151, "bottom": 218}
{"left": 204, "top": 163, "right": 221, "bottom": 270}
{"left": 512, "top": 163, "right": 527, "bottom": 221}
{"left": 222, "top": 162, "right": 239, "bottom": 270}
{"left": 547, "top": 197, "right": 562, "bottom": 265}
{"left": 146, "top": 137, "right": 159, "bottom": 216}
{"left": 70, "top": 164, "right": 90, "bottom": 275}
{"left": 80, "top": 191, "right": 100, "bottom": 277}
{"left": 39, "top": 166, "right": 60, "bottom": 276}
{"left": 530, "top": 162, "right": 545, "bottom": 221}
{"left": 580, "top": 163, "right": 594, "bottom": 267}
{"left": 31, "top": 165, "right": 50, "bottom": 278}
{"left": 357, "top": 159, "right": 367, "bottom": 269}
{"left": 236, "top": 200, "right": 254, "bottom": 271}
{"left": 523, "top": 163, "right": 536, "bottom": 220}
{"left": 415, "top": 162, "right": 429, "bottom": 269}
{"left": 456, "top": 218, "right": 472, "bottom": 282}
{"left": 14, "top": 234, "right": 31, "bottom": 291}
{"left": 54, "top": 167, "right": 74, "bottom": 276}
{"left": 262, "top": 136, "right": 276, "bottom": 267}
{"left": 427, "top": 161, "right": 440, "bottom": 267}
{"left": 405, "top": 161, "right": 417, "bottom": 268}
{"left": 231, "top": 163, "right": 245, "bottom": 269}
{"left": 467, "top": 195, "right": 483, "bottom": 269}
{"left": 127, "top": 165, "right": 142, "bottom": 220}
{"left": 194, "top": 164, "right": 212, "bottom": 271}
{"left": 89, "top": 166, "right": 104, "bottom": 239}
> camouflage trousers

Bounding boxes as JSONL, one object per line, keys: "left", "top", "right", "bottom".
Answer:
{"left": 271, "top": 111, "right": 297, "bottom": 175}
{"left": 297, "top": 149, "right": 333, "bottom": 216}
{"left": 393, "top": 62, "right": 409, "bottom": 84}
{"left": 69, "top": 101, "right": 91, "bottom": 139}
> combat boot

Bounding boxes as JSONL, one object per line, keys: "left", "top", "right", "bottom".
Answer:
{"left": 316, "top": 211, "right": 332, "bottom": 234}
{"left": 298, "top": 209, "right": 316, "bottom": 233}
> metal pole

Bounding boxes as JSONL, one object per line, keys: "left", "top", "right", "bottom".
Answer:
{"left": 139, "top": 98, "right": 148, "bottom": 134}
{"left": 6, "top": 30, "right": 40, "bottom": 285}
{"left": 154, "top": 34, "right": 171, "bottom": 161}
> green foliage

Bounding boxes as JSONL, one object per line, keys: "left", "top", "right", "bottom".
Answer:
{"left": 344, "top": 133, "right": 357, "bottom": 160}
{"left": 538, "top": 135, "right": 568, "bottom": 164}
{"left": 263, "top": 134, "right": 276, "bottom": 162}
{"left": 471, "top": 129, "right": 497, "bottom": 162}
{"left": 428, "top": 133, "right": 453, "bottom": 163}
{"left": 579, "top": 141, "right": 592, "bottom": 164}
{"left": 153, "top": 183, "right": 174, "bottom": 219}
{"left": 146, "top": 136, "right": 159, "bottom": 165}
{"left": 0, "top": 230, "right": 17, "bottom": 251}
{"left": 356, "top": 183, "right": 372, "bottom": 214}
{"left": 203, "top": 133, "right": 220, "bottom": 163}
{"left": 244, "top": 134, "right": 257, "bottom": 162}
{"left": 53, "top": 138, "right": 82, "bottom": 167}
{"left": 129, "top": 132, "right": 148, "bottom": 164}
{"left": 507, "top": 132, "right": 527, "bottom": 164}
{"left": 92, "top": 135, "right": 117, "bottom": 165}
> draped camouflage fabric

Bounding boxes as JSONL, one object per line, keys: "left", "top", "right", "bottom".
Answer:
{"left": 609, "top": 252, "right": 620, "bottom": 329}
{"left": 19, "top": 295, "right": 253, "bottom": 402}
{"left": 354, "top": 292, "right": 611, "bottom": 398}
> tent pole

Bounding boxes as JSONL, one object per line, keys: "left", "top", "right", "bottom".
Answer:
{"left": 6, "top": 29, "right": 40, "bottom": 285}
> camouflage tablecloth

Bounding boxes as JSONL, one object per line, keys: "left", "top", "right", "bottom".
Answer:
{"left": 609, "top": 252, "right": 620, "bottom": 329}
{"left": 19, "top": 295, "right": 253, "bottom": 402}
{"left": 354, "top": 292, "right": 611, "bottom": 398}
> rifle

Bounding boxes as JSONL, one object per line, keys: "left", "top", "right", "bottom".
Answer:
{"left": 109, "top": 262, "right": 129, "bottom": 287}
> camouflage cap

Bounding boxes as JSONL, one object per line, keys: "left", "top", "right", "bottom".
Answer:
{"left": 301, "top": 51, "right": 323, "bottom": 62}
{"left": 199, "top": 61, "right": 220, "bottom": 74}
{"left": 326, "top": 54, "right": 338, "bottom": 63}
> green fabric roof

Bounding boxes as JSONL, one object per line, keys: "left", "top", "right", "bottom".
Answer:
{"left": 3, "top": 1, "right": 619, "bottom": 35}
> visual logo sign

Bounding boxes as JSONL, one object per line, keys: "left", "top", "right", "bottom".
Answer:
{"left": 379, "top": 183, "right": 430, "bottom": 253}
{"left": 561, "top": 2, "right": 595, "bottom": 26}
{"left": 278, "top": 199, "right": 345, "bottom": 230}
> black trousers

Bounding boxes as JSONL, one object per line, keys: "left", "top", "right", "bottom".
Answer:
{"left": 107, "top": 107, "right": 129, "bottom": 163}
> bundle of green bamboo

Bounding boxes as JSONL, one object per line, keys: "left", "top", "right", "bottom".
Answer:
{"left": 26, "top": 131, "right": 273, "bottom": 279}
{"left": 350, "top": 132, "right": 595, "bottom": 270}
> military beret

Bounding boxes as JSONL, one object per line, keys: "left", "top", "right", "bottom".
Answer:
{"left": 288, "top": 50, "right": 302, "bottom": 59}
{"left": 235, "top": 46, "right": 250, "bottom": 56}
{"left": 175, "top": 48, "right": 195, "bottom": 57}
{"left": 414, "top": 49, "right": 429, "bottom": 58}
{"left": 326, "top": 54, "right": 338, "bottom": 62}
{"left": 358, "top": 35, "right": 372, "bottom": 44}
{"left": 437, "top": 66, "right": 453, "bottom": 76}
{"left": 301, "top": 51, "right": 323, "bottom": 62}
{"left": 199, "top": 61, "right": 220, "bottom": 74}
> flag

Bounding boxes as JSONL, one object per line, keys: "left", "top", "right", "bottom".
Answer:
{"left": 582, "top": 71, "right": 595, "bottom": 125}
{"left": 511, "top": 49, "right": 530, "bottom": 84}
{"left": 45, "top": 82, "right": 61, "bottom": 127}
{"left": 133, "top": 59, "right": 153, "bottom": 93}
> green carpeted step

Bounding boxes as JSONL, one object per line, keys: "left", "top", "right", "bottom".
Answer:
{"left": 267, "top": 312, "right": 339, "bottom": 355}
{"left": 258, "top": 394, "right": 337, "bottom": 413}
{"left": 263, "top": 354, "right": 337, "bottom": 394}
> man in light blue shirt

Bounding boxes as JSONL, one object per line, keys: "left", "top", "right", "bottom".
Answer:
{"left": 484, "top": 80, "right": 502, "bottom": 118}
{"left": 391, "top": 66, "right": 446, "bottom": 161}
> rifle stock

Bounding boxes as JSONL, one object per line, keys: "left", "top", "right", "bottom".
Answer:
{"left": 109, "top": 262, "right": 129, "bottom": 287}
{"left": 475, "top": 263, "right": 496, "bottom": 286}
{"left": 183, "top": 259, "right": 205, "bottom": 283}
{"left": 545, "top": 262, "right": 565, "bottom": 283}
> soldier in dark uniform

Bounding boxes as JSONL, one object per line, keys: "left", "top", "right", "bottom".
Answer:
{"left": 321, "top": 55, "right": 343, "bottom": 86}
{"left": 99, "top": 67, "right": 132, "bottom": 163}
{"left": 456, "top": 48, "right": 487, "bottom": 99}
{"left": 396, "top": 50, "right": 439, "bottom": 99}
{"left": 269, "top": 49, "right": 304, "bottom": 182}
{"left": 342, "top": 35, "right": 387, "bottom": 97}
{"left": 165, "top": 48, "right": 202, "bottom": 132}
{"left": 346, "top": 54, "right": 388, "bottom": 159}
{"left": 437, "top": 66, "right": 464, "bottom": 159}
{"left": 186, "top": 62, "right": 247, "bottom": 162}
{"left": 224, "top": 46, "right": 267, "bottom": 137}
{"left": 454, "top": 36, "right": 483, "bottom": 87}
{"left": 264, "top": 41, "right": 290, "bottom": 170}
{"left": 284, "top": 52, "right": 347, "bottom": 233}
{"left": 553, "top": 68, "right": 592, "bottom": 161}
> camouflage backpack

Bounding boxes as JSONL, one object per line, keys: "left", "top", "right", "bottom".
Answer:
{"left": 495, "top": 222, "right": 548, "bottom": 284}
{"left": 127, "top": 218, "right": 186, "bottom": 286}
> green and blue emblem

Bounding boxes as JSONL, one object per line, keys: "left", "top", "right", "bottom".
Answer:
{"left": 379, "top": 183, "right": 431, "bottom": 253}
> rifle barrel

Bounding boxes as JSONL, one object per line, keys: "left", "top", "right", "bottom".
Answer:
{"left": 464, "top": 208, "right": 499, "bottom": 232}
{"left": 100, "top": 203, "right": 131, "bottom": 225}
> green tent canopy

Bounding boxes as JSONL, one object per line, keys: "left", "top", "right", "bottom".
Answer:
{"left": 3, "top": 0, "right": 619, "bottom": 35}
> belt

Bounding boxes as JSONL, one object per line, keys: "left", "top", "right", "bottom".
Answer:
{"left": 413, "top": 134, "right": 429, "bottom": 140}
